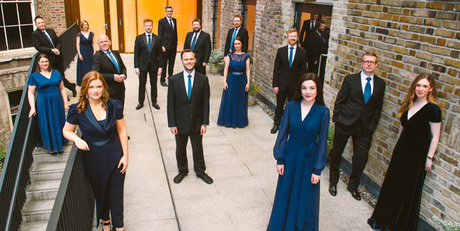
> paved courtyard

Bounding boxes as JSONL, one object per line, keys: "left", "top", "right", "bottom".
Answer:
{"left": 69, "top": 53, "right": 373, "bottom": 230}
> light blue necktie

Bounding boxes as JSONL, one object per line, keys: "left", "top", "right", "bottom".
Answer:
{"left": 169, "top": 18, "right": 174, "bottom": 30}
{"left": 230, "top": 28, "right": 238, "bottom": 52}
{"left": 289, "top": 47, "right": 294, "bottom": 68}
{"left": 42, "top": 31, "right": 55, "bottom": 48}
{"left": 191, "top": 33, "right": 197, "bottom": 51}
{"left": 364, "top": 77, "right": 372, "bottom": 104}
{"left": 107, "top": 51, "right": 120, "bottom": 73}
{"left": 187, "top": 74, "right": 192, "bottom": 100}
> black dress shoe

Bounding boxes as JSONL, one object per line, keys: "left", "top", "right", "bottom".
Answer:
{"left": 173, "top": 172, "right": 188, "bottom": 184}
{"left": 347, "top": 187, "right": 361, "bottom": 201}
{"left": 135, "top": 104, "right": 144, "bottom": 110}
{"left": 329, "top": 185, "right": 337, "bottom": 196}
{"left": 270, "top": 125, "right": 280, "bottom": 134}
{"left": 152, "top": 103, "right": 160, "bottom": 110}
{"left": 160, "top": 81, "right": 168, "bottom": 87}
{"left": 197, "top": 173, "right": 213, "bottom": 184}
{"left": 71, "top": 84, "right": 77, "bottom": 97}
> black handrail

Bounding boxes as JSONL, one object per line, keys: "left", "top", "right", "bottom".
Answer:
{"left": 46, "top": 132, "right": 95, "bottom": 231}
{"left": 0, "top": 23, "right": 78, "bottom": 231}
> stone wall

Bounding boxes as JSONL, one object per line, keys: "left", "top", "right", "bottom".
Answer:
{"left": 35, "top": 0, "right": 67, "bottom": 34}
{"left": 203, "top": 0, "right": 460, "bottom": 228}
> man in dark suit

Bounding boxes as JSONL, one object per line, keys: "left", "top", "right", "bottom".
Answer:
{"left": 183, "top": 19, "right": 211, "bottom": 75}
{"left": 167, "top": 49, "right": 213, "bottom": 185}
{"left": 92, "top": 35, "right": 127, "bottom": 107}
{"left": 158, "top": 5, "right": 178, "bottom": 87}
{"left": 271, "top": 28, "right": 307, "bottom": 134}
{"left": 299, "top": 13, "right": 319, "bottom": 49}
{"left": 224, "top": 15, "right": 249, "bottom": 56}
{"left": 134, "top": 18, "right": 163, "bottom": 110}
{"left": 328, "top": 52, "right": 386, "bottom": 201}
{"left": 309, "top": 21, "right": 329, "bottom": 83}
{"left": 31, "top": 16, "right": 76, "bottom": 96}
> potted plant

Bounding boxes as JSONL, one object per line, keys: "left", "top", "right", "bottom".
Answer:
{"left": 248, "top": 80, "right": 260, "bottom": 106}
{"left": 208, "top": 49, "right": 224, "bottom": 74}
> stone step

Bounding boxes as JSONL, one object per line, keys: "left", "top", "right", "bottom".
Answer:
{"left": 19, "top": 220, "right": 48, "bottom": 231}
{"left": 26, "top": 179, "right": 61, "bottom": 201}
{"left": 33, "top": 145, "right": 72, "bottom": 163}
{"left": 21, "top": 199, "right": 54, "bottom": 223}
{"left": 30, "top": 161, "right": 66, "bottom": 182}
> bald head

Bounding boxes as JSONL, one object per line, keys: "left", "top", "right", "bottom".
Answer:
{"left": 97, "top": 35, "right": 111, "bottom": 51}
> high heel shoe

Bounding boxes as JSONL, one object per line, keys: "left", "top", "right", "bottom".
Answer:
{"left": 102, "top": 220, "right": 111, "bottom": 231}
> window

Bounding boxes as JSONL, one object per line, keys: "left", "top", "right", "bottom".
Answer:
{"left": 0, "top": 0, "right": 34, "bottom": 51}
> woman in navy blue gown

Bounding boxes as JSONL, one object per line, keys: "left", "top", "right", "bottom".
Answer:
{"left": 267, "top": 73, "right": 330, "bottom": 231}
{"left": 63, "top": 71, "right": 128, "bottom": 231}
{"left": 76, "top": 20, "right": 95, "bottom": 86}
{"left": 28, "top": 53, "right": 68, "bottom": 154}
{"left": 217, "top": 37, "right": 250, "bottom": 128}
{"left": 368, "top": 73, "right": 441, "bottom": 231}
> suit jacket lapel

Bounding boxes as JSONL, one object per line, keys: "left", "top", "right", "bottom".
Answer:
{"left": 39, "top": 29, "right": 54, "bottom": 47}
{"left": 101, "top": 50, "right": 120, "bottom": 73}
{"left": 178, "top": 72, "right": 188, "bottom": 99}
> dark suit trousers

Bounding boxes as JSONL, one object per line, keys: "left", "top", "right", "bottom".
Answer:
{"left": 138, "top": 62, "right": 158, "bottom": 104}
{"left": 175, "top": 132, "right": 206, "bottom": 175}
{"left": 161, "top": 48, "right": 177, "bottom": 82}
{"left": 274, "top": 88, "right": 295, "bottom": 126}
{"left": 195, "top": 65, "right": 206, "bottom": 76}
{"left": 100, "top": 164, "right": 125, "bottom": 228}
{"left": 110, "top": 90, "right": 125, "bottom": 110}
{"left": 51, "top": 58, "right": 74, "bottom": 90}
{"left": 328, "top": 125, "right": 373, "bottom": 190}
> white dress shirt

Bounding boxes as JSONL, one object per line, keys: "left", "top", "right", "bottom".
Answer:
{"left": 360, "top": 71, "right": 374, "bottom": 94}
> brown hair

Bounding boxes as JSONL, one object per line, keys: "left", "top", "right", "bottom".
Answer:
{"left": 397, "top": 73, "right": 440, "bottom": 118}
{"left": 143, "top": 18, "right": 153, "bottom": 24}
{"left": 231, "top": 37, "right": 244, "bottom": 54}
{"left": 192, "top": 18, "right": 202, "bottom": 25}
{"left": 181, "top": 49, "right": 195, "bottom": 59}
{"left": 315, "top": 20, "right": 326, "bottom": 29}
{"left": 36, "top": 53, "right": 51, "bottom": 72}
{"left": 292, "top": 73, "right": 325, "bottom": 106}
{"left": 362, "top": 51, "right": 378, "bottom": 62}
{"left": 165, "top": 6, "right": 173, "bottom": 10}
{"left": 77, "top": 71, "right": 109, "bottom": 113}
{"left": 80, "top": 20, "right": 89, "bottom": 30}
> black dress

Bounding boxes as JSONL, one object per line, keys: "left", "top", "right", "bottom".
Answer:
{"left": 368, "top": 103, "right": 441, "bottom": 231}
{"left": 66, "top": 99, "right": 126, "bottom": 228}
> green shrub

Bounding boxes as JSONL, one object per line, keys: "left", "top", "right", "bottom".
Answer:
{"left": 0, "top": 146, "right": 6, "bottom": 170}
{"left": 434, "top": 214, "right": 460, "bottom": 231}
{"left": 327, "top": 124, "right": 334, "bottom": 154}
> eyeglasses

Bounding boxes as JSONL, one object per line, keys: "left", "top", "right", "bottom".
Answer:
{"left": 166, "top": 10, "right": 173, "bottom": 12}
{"left": 362, "top": 60, "right": 377, "bottom": 65}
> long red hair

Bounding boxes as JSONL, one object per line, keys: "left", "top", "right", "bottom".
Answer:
{"left": 77, "top": 71, "right": 109, "bottom": 113}
{"left": 397, "top": 73, "right": 440, "bottom": 118}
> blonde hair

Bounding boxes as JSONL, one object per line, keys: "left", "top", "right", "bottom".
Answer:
{"left": 80, "top": 20, "right": 89, "bottom": 30}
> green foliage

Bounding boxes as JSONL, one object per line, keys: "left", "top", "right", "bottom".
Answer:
{"left": 247, "top": 49, "right": 254, "bottom": 64}
{"left": 248, "top": 81, "right": 260, "bottom": 96}
{"left": 209, "top": 49, "right": 224, "bottom": 66}
{"left": 434, "top": 215, "right": 460, "bottom": 231}
{"left": 327, "top": 125, "right": 334, "bottom": 154}
{"left": 0, "top": 146, "right": 6, "bottom": 170}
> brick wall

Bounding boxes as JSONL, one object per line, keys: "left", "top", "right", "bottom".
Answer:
{"left": 203, "top": 0, "right": 460, "bottom": 228}
{"left": 36, "top": 0, "right": 67, "bottom": 34}
{"left": 328, "top": 1, "right": 460, "bottom": 227}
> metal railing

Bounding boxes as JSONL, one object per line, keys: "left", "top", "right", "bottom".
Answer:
{"left": 0, "top": 23, "right": 78, "bottom": 231}
{"left": 46, "top": 137, "right": 95, "bottom": 231}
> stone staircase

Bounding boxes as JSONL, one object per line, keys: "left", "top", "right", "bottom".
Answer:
{"left": 19, "top": 144, "right": 72, "bottom": 231}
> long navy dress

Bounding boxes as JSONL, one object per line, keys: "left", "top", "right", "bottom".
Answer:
{"left": 28, "top": 70, "right": 68, "bottom": 153}
{"left": 267, "top": 101, "right": 330, "bottom": 231}
{"left": 76, "top": 31, "right": 94, "bottom": 86}
{"left": 217, "top": 53, "right": 249, "bottom": 128}
{"left": 368, "top": 103, "right": 441, "bottom": 231}
{"left": 66, "top": 99, "right": 125, "bottom": 228}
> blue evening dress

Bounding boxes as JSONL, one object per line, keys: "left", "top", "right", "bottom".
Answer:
{"left": 267, "top": 101, "right": 330, "bottom": 231}
{"left": 76, "top": 31, "right": 94, "bottom": 86}
{"left": 217, "top": 53, "right": 249, "bottom": 128}
{"left": 28, "top": 70, "right": 68, "bottom": 153}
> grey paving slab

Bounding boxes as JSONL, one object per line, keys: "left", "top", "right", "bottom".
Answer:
{"left": 94, "top": 53, "right": 374, "bottom": 230}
